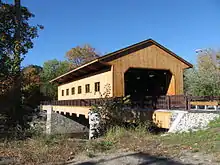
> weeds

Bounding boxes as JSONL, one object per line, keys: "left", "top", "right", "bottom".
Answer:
{"left": 0, "top": 134, "right": 84, "bottom": 164}
{"left": 2, "top": 117, "right": 220, "bottom": 164}
{"left": 159, "top": 117, "right": 220, "bottom": 160}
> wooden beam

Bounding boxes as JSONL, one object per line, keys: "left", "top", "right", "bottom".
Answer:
{"left": 190, "top": 101, "right": 218, "bottom": 106}
{"left": 77, "top": 69, "right": 88, "bottom": 74}
{"left": 87, "top": 65, "right": 99, "bottom": 70}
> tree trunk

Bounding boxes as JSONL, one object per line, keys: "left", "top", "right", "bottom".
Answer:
{"left": 12, "top": 0, "right": 23, "bottom": 127}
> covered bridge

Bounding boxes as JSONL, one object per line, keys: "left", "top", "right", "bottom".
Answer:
{"left": 50, "top": 39, "right": 192, "bottom": 101}
{"left": 42, "top": 39, "right": 193, "bottom": 128}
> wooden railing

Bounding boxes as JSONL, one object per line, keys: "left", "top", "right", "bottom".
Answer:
{"left": 190, "top": 96, "right": 220, "bottom": 102}
{"left": 136, "top": 95, "right": 189, "bottom": 110}
{"left": 41, "top": 95, "right": 220, "bottom": 110}
{"left": 189, "top": 96, "right": 220, "bottom": 110}
{"left": 41, "top": 98, "right": 103, "bottom": 107}
{"left": 41, "top": 95, "right": 191, "bottom": 110}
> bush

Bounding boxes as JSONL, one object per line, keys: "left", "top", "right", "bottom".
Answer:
{"left": 89, "top": 84, "right": 132, "bottom": 135}
{"left": 90, "top": 97, "right": 131, "bottom": 136}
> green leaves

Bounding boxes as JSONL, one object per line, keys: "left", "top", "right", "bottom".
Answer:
{"left": 40, "top": 59, "right": 73, "bottom": 99}
{"left": 0, "top": 2, "right": 43, "bottom": 76}
{"left": 184, "top": 49, "right": 220, "bottom": 96}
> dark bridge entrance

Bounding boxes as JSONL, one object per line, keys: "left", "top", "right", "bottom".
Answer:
{"left": 124, "top": 68, "right": 172, "bottom": 102}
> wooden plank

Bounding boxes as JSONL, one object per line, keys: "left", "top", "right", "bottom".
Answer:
{"left": 108, "top": 44, "right": 187, "bottom": 97}
{"left": 190, "top": 101, "right": 219, "bottom": 106}
{"left": 57, "top": 68, "right": 113, "bottom": 100}
{"left": 153, "top": 111, "right": 172, "bottom": 129}
{"left": 167, "top": 75, "right": 175, "bottom": 95}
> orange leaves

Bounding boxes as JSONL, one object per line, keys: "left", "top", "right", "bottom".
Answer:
{"left": 22, "top": 65, "right": 42, "bottom": 91}
{"left": 65, "top": 44, "right": 100, "bottom": 67}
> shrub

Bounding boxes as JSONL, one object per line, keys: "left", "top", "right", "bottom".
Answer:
{"left": 90, "top": 84, "right": 131, "bottom": 135}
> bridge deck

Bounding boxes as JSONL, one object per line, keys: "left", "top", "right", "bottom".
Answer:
{"left": 41, "top": 95, "right": 220, "bottom": 129}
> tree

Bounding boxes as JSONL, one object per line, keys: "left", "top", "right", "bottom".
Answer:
{"left": 0, "top": 1, "right": 42, "bottom": 90}
{"left": 22, "top": 65, "right": 43, "bottom": 108}
{"left": 65, "top": 44, "right": 100, "bottom": 67}
{"left": 40, "top": 59, "right": 72, "bottom": 99}
{"left": 184, "top": 49, "right": 220, "bottom": 96}
{"left": 0, "top": 1, "right": 42, "bottom": 127}
{"left": 0, "top": 2, "right": 42, "bottom": 76}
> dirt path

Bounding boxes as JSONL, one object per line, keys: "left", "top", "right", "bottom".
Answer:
{"left": 69, "top": 151, "right": 218, "bottom": 165}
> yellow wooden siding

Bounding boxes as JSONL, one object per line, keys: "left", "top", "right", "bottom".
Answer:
{"left": 167, "top": 75, "right": 176, "bottom": 95}
{"left": 153, "top": 111, "right": 172, "bottom": 129}
{"left": 58, "top": 68, "right": 113, "bottom": 100}
{"left": 107, "top": 45, "right": 186, "bottom": 97}
{"left": 42, "top": 105, "right": 90, "bottom": 118}
{"left": 191, "top": 101, "right": 219, "bottom": 106}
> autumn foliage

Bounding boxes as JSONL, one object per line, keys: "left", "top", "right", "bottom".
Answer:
{"left": 65, "top": 44, "right": 100, "bottom": 67}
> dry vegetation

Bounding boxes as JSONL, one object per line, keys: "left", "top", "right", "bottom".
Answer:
{"left": 1, "top": 118, "right": 220, "bottom": 164}
{"left": 0, "top": 135, "right": 84, "bottom": 164}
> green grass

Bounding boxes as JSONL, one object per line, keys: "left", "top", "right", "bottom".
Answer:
{"left": 209, "top": 117, "right": 220, "bottom": 128}
{"left": 96, "top": 118, "right": 220, "bottom": 160}
{"left": 1, "top": 118, "right": 220, "bottom": 164}
{"left": 160, "top": 117, "right": 220, "bottom": 157}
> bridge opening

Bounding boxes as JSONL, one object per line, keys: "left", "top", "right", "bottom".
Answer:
{"left": 124, "top": 68, "right": 172, "bottom": 102}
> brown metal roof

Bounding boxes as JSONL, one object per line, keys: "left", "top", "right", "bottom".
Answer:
{"left": 51, "top": 39, "right": 193, "bottom": 83}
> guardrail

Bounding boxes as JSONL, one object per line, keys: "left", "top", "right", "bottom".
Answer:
{"left": 41, "top": 95, "right": 191, "bottom": 110}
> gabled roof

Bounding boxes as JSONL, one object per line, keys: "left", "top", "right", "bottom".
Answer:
{"left": 51, "top": 39, "right": 193, "bottom": 83}
{"left": 99, "top": 39, "right": 193, "bottom": 67}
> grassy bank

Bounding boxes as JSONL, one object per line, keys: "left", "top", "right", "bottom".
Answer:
{"left": 161, "top": 117, "right": 220, "bottom": 159}
{"left": 1, "top": 118, "right": 220, "bottom": 164}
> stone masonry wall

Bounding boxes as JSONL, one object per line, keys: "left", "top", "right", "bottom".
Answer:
{"left": 169, "top": 110, "right": 220, "bottom": 133}
{"left": 46, "top": 108, "right": 89, "bottom": 135}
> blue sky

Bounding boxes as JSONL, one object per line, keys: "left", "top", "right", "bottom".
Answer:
{"left": 7, "top": 0, "right": 220, "bottom": 66}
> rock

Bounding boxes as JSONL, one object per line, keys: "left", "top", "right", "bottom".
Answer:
{"left": 170, "top": 111, "right": 220, "bottom": 133}
{"left": 29, "top": 110, "right": 47, "bottom": 133}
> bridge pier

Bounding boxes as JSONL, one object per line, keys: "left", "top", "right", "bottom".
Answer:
{"left": 46, "top": 106, "right": 52, "bottom": 134}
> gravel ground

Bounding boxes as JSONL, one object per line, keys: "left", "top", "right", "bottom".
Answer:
{"left": 69, "top": 151, "right": 219, "bottom": 165}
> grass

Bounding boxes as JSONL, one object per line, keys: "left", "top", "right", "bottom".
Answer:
{"left": 160, "top": 117, "right": 220, "bottom": 160}
{"left": 1, "top": 118, "right": 220, "bottom": 164}
{"left": 0, "top": 123, "right": 156, "bottom": 164}
{"left": 0, "top": 134, "right": 85, "bottom": 164}
{"left": 102, "top": 124, "right": 159, "bottom": 153}
{"left": 95, "top": 118, "right": 220, "bottom": 159}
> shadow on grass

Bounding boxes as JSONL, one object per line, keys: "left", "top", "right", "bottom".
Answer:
{"left": 124, "top": 122, "right": 169, "bottom": 135}
{"left": 71, "top": 152, "right": 191, "bottom": 165}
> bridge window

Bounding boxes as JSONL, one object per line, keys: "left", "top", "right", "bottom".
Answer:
{"left": 66, "top": 89, "right": 69, "bottom": 96}
{"left": 62, "top": 90, "right": 64, "bottom": 96}
{"left": 72, "top": 87, "right": 75, "bottom": 95}
{"left": 95, "top": 82, "right": 100, "bottom": 92}
{"left": 78, "top": 86, "right": 82, "bottom": 94}
{"left": 85, "top": 84, "right": 90, "bottom": 93}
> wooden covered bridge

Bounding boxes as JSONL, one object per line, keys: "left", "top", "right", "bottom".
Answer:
{"left": 41, "top": 39, "right": 219, "bottom": 129}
